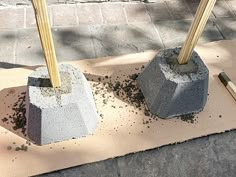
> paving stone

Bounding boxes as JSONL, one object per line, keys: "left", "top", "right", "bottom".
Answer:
{"left": 165, "top": 0, "right": 193, "bottom": 20}
{"left": 101, "top": 4, "right": 127, "bottom": 24}
{"left": 0, "top": 30, "right": 16, "bottom": 64}
{"left": 124, "top": 3, "right": 151, "bottom": 23}
{"left": 77, "top": 4, "right": 103, "bottom": 24}
{"left": 51, "top": 4, "right": 77, "bottom": 27}
{"left": 117, "top": 131, "right": 236, "bottom": 177}
{"left": 52, "top": 26, "right": 96, "bottom": 61}
{"left": 15, "top": 29, "right": 44, "bottom": 65}
{"left": 200, "top": 20, "right": 225, "bottom": 42}
{"left": 214, "top": 18, "right": 236, "bottom": 40}
{"left": 0, "top": 7, "right": 24, "bottom": 30}
{"left": 146, "top": 2, "right": 172, "bottom": 21}
{"left": 0, "top": 0, "right": 29, "bottom": 6}
{"left": 128, "top": 23, "right": 163, "bottom": 43}
{"left": 187, "top": 2, "right": 215, "bottom": 19}
{"left": 228, "top": 0, "right": 236, "bottom": 16}
{"left": 90, "top": 23, "right": 163, "bottom": 57}
{"left": 0, "top": 0, "right": 61, "bottom": 6}
{"left": 36, "top": 158, "right": 120, "bottom": 177}
{"left": 16, "top": 26, "right": 95, "bottom": 65}
{"left": 154, "top": 19, "right": 223, "bottom": 48}
{"left": 25, "top": 7, "right": 36, "bottom": 28}
{"left": 26, "top": 6, "right": 52, "bottom": 28}
{"left": 212, "top": 0, "right": 235, "bottom": 18}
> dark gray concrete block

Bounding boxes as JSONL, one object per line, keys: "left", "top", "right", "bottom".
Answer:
{"left": 26, "top": 64, "right": 98, "bottom": 145}
{"left": 137, "top": 47, "right": 209, "bottom": 118}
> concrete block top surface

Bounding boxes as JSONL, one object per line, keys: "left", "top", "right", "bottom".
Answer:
{"left": 28, "top": 64, "right": 88, "bottom": 108}
{"left": 156, "top": 47, "right": 209, "bottom": 83}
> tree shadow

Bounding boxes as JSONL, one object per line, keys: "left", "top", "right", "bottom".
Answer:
{"left": 51, "top": 23, "right": 164, "bottom": 61}
{"left": 145, "top": 0, "right": 226, "bottom": 48}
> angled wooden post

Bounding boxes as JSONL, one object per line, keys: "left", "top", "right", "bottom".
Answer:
{"left": 177, "top": 0, "right": 217, "bottom": 64}
{"left": 32, "top": 0, "right": 61, "bottom": 88}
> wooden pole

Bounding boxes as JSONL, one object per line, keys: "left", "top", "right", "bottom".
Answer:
{"left": 177, "top": 0, "right": 216, "bottom": 64}
{"left": 32, "top": 0, "right": 61, "bottom": 88}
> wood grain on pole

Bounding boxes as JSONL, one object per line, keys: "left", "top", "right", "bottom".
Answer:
{"left": 177, "top": 0, "right": 217, "bottom": 64}
{"left": 32, "top": 0, "right": 61, "bottom": 87}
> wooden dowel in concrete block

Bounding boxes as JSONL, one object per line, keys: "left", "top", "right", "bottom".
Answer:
{"left": 177, "top": 0, "right": 217, "bottom": 64}
{"left": 32, "top": 0, "right": 61, "bottom": 88}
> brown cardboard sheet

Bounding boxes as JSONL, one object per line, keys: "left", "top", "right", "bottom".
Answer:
{"left": 1, "top": 40, "right": 236, "bottom": 177}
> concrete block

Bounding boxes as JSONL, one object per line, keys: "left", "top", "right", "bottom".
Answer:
{"left": 137, "top": 47, "right": 209, "bottom": 118}
{"left": 51, "top": 26, "right": 96, "bottom": 60}
{"left": 26, "top": 64, "right": 98, "bottom": 145}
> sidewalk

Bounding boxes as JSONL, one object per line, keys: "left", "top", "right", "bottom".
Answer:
{"left": 0, "top": 1, "right": 236, "bottom": 177}
{"left": 1, "top": 0, "right": 236, "bottom": 67}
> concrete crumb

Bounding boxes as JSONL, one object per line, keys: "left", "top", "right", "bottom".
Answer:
{"left": 178, "top": 113, "right": 197, "bottom": 124}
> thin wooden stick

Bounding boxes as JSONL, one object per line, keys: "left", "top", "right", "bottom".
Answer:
{"left": 32, "top": 0, "right": 61, "bottom": 87}
{"left": 177, "top": 0, "right": 216, "bottom": 64}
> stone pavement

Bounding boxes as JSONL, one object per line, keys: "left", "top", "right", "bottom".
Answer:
{"left": 0, "top": 0, "right": 236, "bottom": 176}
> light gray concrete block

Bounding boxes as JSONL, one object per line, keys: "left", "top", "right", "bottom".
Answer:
{"left": 137, "top": 47, "right": 209, "bottom": 118}
{"left": 26, "top": 64, "right": 98, "bottom": 145}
